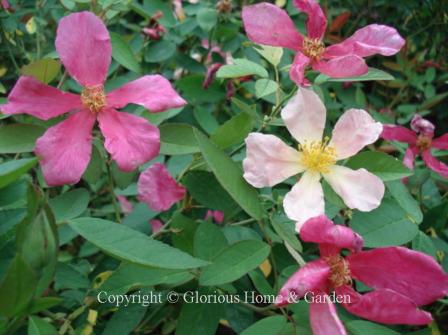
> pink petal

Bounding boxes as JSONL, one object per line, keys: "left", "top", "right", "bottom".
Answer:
{"left": 313, "top": 55, "right": 368, "bottom": 78}
{"left": 293, "top": 0, "right": 327, "bottom": 40}
{"left": 432, "top": 134, "right": 448, "bottom": 150}
{"left": 1, "top": 76, "right": 81, "bottom": 120}
{"left": 56, "top": 12, "right": 111, "bottom": 86}
{"left": 337, "top": 285, "right": 433, "bottom": 325}
{"left": 242, "top": 3, "right": 303, "bottom": 51}
{"left": 243, "top": 133, "right": 304, "bottom": 188}
{"left": 323, "top": 165, "right": 385, "bottom": 212}
{"left": 403, "top": 146, "right": 418, "bottom": 170}
{"left": 106, "top": 75, "right": 187, "bottom": 113}
{"left": 276, "top": 260, "right": 330, "bottom": 306}
{"left": 289, "top": 52, "right": 311, "bottom": 86}
{"left": 410, "top": 115, "right": 435, "bottom": 137}
{"left": 213, "top": 210, "right": 224, "bottom": 224}
{"left": 281, "top": 88, "right": 326, "bottom": 145}
{"left": 98, "top": 109, "right": 160, "bottom": 172}
{"left": 310, "top": 296, "right": 347, "bottom": 335}
{"left": 381, "top": 124, "right": 417, "bottom": 145}
{"left": 138, "top": 163, "right": 186, "bottom": 211}
{"left": 422, "top": 150, "right": 448, "bottom": 178}
{"left": 283, "top": 172, "right": 325, "bottom": 231}
{"left": 300, "top": 215, "right": 363, "bottom": 252}
{"left": 117, "top": 195, "right": 133, "bottom": 214}
{"left": 324, "top": 24, "right": 405, "bottom": 58}
{"left": 35, "top": 110, "right": 95, "bottom": 186}
{"left": 330, "top": 109, "right": 383, "bottom": 160}
{"left": 347, "top": 247, "right": 448, "bottom": 306}
{"left": 150, "top": 219, "right": 164, "bottom": 233}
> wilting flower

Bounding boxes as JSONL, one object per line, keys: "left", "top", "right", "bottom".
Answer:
{"left": 277, "top": 216, "right": 448, "bottom": 335}
{"left": 243, "top": 88, "right": 384, "bottom": 230}
{"left": 138, "top": 163, "right": 186, "bottom": 211}
{"left": 242, "top": 0, "right": 405, "bottom": 85}
{"left": 382, "top": 114, "right": 448, "bottom": 178}
{"left": 205, "top": 210, "right": 224, "bottom": 224}
{"left": 117, "top": 195, "right": 133, "bottom": 214}
{"left": 1, "top": 12, "right": 186, "bottom": 186}
{"left": 150, "top": 219, "right": 164, "bottom": 233}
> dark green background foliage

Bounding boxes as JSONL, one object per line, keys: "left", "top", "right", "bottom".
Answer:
{"left": 0, "top": 0, "right": 447, "bottom": 334}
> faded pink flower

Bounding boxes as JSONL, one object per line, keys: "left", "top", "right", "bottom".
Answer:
{"left": 242, "top": 1, "right": 405, "bottom": 85}
{"left": 277, "top": 216, "right": 448, "bottom": 335}
{"left": 117, "top": 195, "right": 133, "bottom": 214}
{"left": 243, "top": 88, "right": 385, "bottom": 230}
{"left": 205, "top": 210, "right": 224, "bottom": 224}
{"left": 382, "top": 115, "right": 448, "bottom": 178}
{"left": 150, "top": 219, "right": 164, "bottom": 233}
{"left": 138, "top": 163, "right": 186, "bottom": 212}
{"left": 1, "top": 12, "right": 186, "bottom": 186}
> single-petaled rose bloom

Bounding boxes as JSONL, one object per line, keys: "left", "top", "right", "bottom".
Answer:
{"left": 138, "top": 163, "right": 186, "bottom": 211}
{"left": 150, "top": 219, "right": 164, "bottom": 233}
{"left": 382, "top": 115, "right": 448, "bottom": 178}
{"left": 117, "top": 195, "right": 133, "bottom": 214}
{"left": 205, "top": 210, "right": 224, "bottom": 224}
{"left": 276, "top": 216, "right": 448, "bottom": 335}
{"left": 243, "top": 88, "right": 385, "bottom": 230}
{"left": 1, "top": 12, "right": 186, "bottom": 186}
{"left": 242, "top": 0, "right": 405, "bottom": 85}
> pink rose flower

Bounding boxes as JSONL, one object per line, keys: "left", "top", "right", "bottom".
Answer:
{"left": 277, "top": 216, "right": 448, "bottom": 335}
{"left": 204, "top": 210, "right": 224, "bottom": 224}
{"left": 1, "top": 12, "right": 186, "bottom": 186}
{"left": 138, "top": 163, "right": 186, "bottom": 212}
{"left": 117, "top": 195, "right": 133, "bottom": 214}
{"left": 150, "top": 219, "right": 164, "bottom": 233}
{"left": 242, "top": 1, "right": 405, "bottom": 85}
{"left": 382, "top": 115, "right": 448, "bottom": 178}
{"left": 243, "top": 88, "right": 385, "bottom": 230}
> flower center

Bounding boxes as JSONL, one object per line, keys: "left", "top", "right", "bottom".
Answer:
{"left": 299, "top": 138, "right": 336, "bottom": 173}
{"left": 302, "top": 37, "right": 325, "bottom": 60}
{"left": 81, "top": 85, "right": 106, "bottom": 113}
{"left": 325, "top": 255, "right": 352, "bottom": 288}
{"left": 416, "top": 135, "right": 432, "bottom": 151}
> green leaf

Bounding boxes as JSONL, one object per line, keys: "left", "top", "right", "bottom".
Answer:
{"left": 412, "top": 231, "right": 437, "bottom": 259}
{"left": 110, "top": 32, "right": 141, "bottom": 73}
{"left": 29, "top": 297, "right": 63, "bottom": 314}
{"left": 346, "top": 320, "right": 400, "bottom": 335}
{"left": 194, "top": 129, "right": 264, "bottom": 219}
{"left": 217, "top": 59, "right": 268, "bottom": 79}
{"left": 171, "top": 212, "right": 198, "bottom": 255}
{"left": 254, "top": 45, "right": 283, "bottom": 67}
{"left": 271, "top": 214, "right": 302, "bottom": 252}
{"left": 49, "top": 188, "right": 90, "bottom": 222}
{"left": 144, "top": 40, "right": 176, "bottom": 63}
{"left": 160, "top": 123, "right": 199, "bottom": 155}
{"left": 199, "top": 240, "right": 270, "bottom": 286}
{"left": 194, "top": 221, "right": 228, "bottom": 261}
{"left": 346, "top": 151, "right": 412, "bottom": 181}
{"left": 196, "top": 8, "right": 218, "bottom": 31}
{"left": 0, "top": 124, "right": 45, "bottom": 154}
{"left": 28, "top": 316, "right": 57, "bottom": 335}
{"left": 210, "top": 112, "right": 253, "bottom": 149}
{"left": 240, "top": 316, "right": 288, "bottom": 335}
{"left": 101, "top": 302, "right": 147, "bottom": 335}
{"left": 255, "top": 79, "right": 279, "bottom": 99}
{"left": 386, "top": 181, "right": 423, "bottom": 224}
{"left": 69, "top": 218, "right": 209, "bottom": 269}
{"left": 315, "top": 67, "right": 394, "bottom": 84}
{"left": 0, "top": 158, "right": 37, "bottom": 189}
{"left": 351, "top": 197, "right": 419, "bottom": 247}
{"left": 21, "top": 59, "right": 61, "bottom": 84}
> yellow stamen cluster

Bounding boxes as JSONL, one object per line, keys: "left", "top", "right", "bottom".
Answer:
{"left": 325, "top": 255, "right": 352, "bottom": 288}
{"left": 81, "top": 85, "right": 106, "bottom": 113}
{"left": 302, "top": 37, "right": 325, "bottom": 60}
{"left": 299, "top": 138, "right": 336, "bottom": 173}
{"left": 416, "top": 135, "right": 432, "bottom": 151}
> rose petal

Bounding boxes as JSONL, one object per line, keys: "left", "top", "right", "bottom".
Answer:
{"left": 381, "top": 124, "right": 417, "bottom": 145}
{"left": 324, "top": 24, "right": 405, "bottom": 58}
{"left": 35, "top": 110, "right": 95, "bottom": 186}
{"left": 309, "top": 296, "right": 348, "bottom": 335}
{"left": 293, "top": 0, "right": 327, "bottom": 40}
{"left": 138, "top": 163, "right": 186, "bottom": 211}
{"left": 243, "top": 133, "right": 304, "bottom": 188}
{"left": 313, "top": 55, "right": 368, "bottom": 78}
{"left": 422, "top": 150, "right": 448, "bottom": 178}
{"left": 281, "top": 88, "right": 326, "bottom": 145}
{"left": 283, "top": 172, "right": 325, "bottom": 231}
{"left": 242, "top": 3, "right": 303, "bottom": 51}
{"left": 337, "top": 285, "right": 433, "bottom": 325}
{"left": 117, "top": 195, "right": 133, "bottom": 214}
{"left": 56, "top": 11, "right": 111, "bottom": 86}
{"left": 150, "top": 219, "right": 164, "bottom": 233}
{"left": 98, "top": 109, "right": 160, "bottom": 172}
{"left": 330, "top": 109, "right": 383, "bottom": 160}
{"left": 276, "top": 260, "right": 330, "bottom": 306}
{"left": 1, "top": 76, "right": 81, "bottom": 120}
{"left": 300, "top": 215, "right": 363, "bottom": 252}
{"left": 432, "top": 134, "right": 448, "bottom": 150}
{"left": 347, "top": 247, "right": 448, "bottom": 306}
{"left": 410, "top": 115, "right": 435, "bottom": 137}
{"left": 106, "top": 75, "right": 187, "bottom": 112}
{"left": 289, "top": 52, "right": 311, "bottom": 86}
{"left": 323, "top": 165, "right": 384, "bottom": 212}
{"left": 403, "top": 146, "right": 419, "bottom": 170}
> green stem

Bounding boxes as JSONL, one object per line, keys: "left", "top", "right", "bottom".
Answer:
{"left": 106, "top": 163, "right": 121, "bottom": 223}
